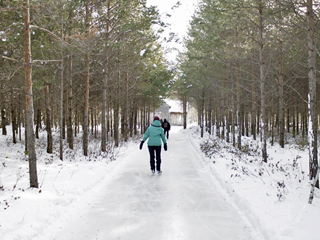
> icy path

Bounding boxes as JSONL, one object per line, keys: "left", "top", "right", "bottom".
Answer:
{"left": 51, "top": 127, "right": 260, "bottom": 240}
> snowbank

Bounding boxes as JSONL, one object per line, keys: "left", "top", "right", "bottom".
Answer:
{"left": 186, "top": 126, "right": 320, "bottom": 240}
{"left": 0, "top": 127, "right": 137, "bottom": 240}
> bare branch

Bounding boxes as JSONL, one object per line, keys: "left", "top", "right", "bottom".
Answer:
{"left": 30, "top": 25, "right": 86, "bottom": 53}
{"left": 0, "top": 66, "right": 23, "bottom": 94}
{"left": 32, "top": 59, "right": 61, "bottom": 64}
{"left": 0, "top": 7, "right": 22, "bottom": 12}
{"left": 2, "top": 56, "right": 20, "bottom": 62}
{"left": 30, "top": 25, "right": 70, "bottom": 46}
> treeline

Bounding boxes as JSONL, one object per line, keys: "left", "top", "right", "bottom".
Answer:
{"left": 0, "top": 0, "right": 172, "bottom": 187}
{"left": 176, "top": 0, "right": 319, "bottom": 180}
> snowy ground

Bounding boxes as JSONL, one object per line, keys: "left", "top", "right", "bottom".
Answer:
{"left": 0, "top": 126, "right": 319, "bottom": 239}
{"left": 189, "top": 126, "right": 320, "bottom": 240}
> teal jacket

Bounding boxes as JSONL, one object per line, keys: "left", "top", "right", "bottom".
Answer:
{"left": 143, "top": 120, "right": 167, "bottom": 146}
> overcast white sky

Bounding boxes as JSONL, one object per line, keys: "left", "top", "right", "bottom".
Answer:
{"left": 146, "top": 0, "right": 200, "bottom": 63}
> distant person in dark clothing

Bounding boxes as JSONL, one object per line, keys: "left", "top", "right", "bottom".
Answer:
{"left": 162, "top": 119, "right": 171, "bottom": 139}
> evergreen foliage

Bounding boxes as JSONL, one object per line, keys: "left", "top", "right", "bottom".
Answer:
{"left": 176, "top": 0, "right": 320, "bottom": 179}
{"left": 0, "top": 0, "right": 171, "bottom": 187}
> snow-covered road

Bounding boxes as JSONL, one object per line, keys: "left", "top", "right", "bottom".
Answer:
{"left": 50, "top": 127, "right": 261, "bottom": 240}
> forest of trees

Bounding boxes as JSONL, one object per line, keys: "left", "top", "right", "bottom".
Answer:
{"left": 175, "top": 0, "right": 320, "bottom": 183}
{"left": 0, "top": 0, "right": 172, "bottom": 187}
{"left": 1, "top": 0, "right": 320, "bottom": 189}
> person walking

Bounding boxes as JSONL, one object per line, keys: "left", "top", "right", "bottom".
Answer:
{"left": 140, "top": 116, "right": 167, "bottom": 174}
{"left": 162, "top": 119, "right": 171, "bottom": 139}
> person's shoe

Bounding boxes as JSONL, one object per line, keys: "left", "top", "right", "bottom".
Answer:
{"left": 151, "top": 169, "right": 155, "bottom": 174}
{"left": 157, "top": 170, "right": 162, "bottom": 174}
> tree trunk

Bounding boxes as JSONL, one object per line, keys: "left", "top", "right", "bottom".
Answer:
{"left": 271, "top": 111, "right": 274, "bottom": 146}
{"left": 129, "top": 100, "right": 134, "bottom": 138}
{"left": 307, "top": 0, "right": 318, "bottom": 185}
{"left": 91, "top": 107, "right": 94, "bottom": 135}
{"left": 144, "top": 105, "right": 147, "bottom": 133}
{"left": 251, "top": 55, "right": 256, "bottom": 141}
{"left": 25, "top": 115, "right": 27, "bottom": 152}
{"left": 95, "top": 104, "right": 97, "bottom": 138}
{"left": 231, "top": 81, "right": 236, "bottom": 146}
{"left": 1, "top": 107, "right": 7, "bottom": 135}
{"left": 141, "top": 107, "right": 144, "bottom": 134}
{"left": 114, "top": 47, "right": 120, "bottom": 147}
{"left": 101, "top": 71, "right": 107, "bottom": 151}
{"left": 236, "top": 27, "right": 241, "bottom": 150}
{"left": 134, "top": 105, "right": 137, "bottom": 135}
{"left": 109, "top": 102, "right": 113, "bottom": 138}
{"left": 215, "top": 88, "right": 220, "bottom": 138}
{"left": 83, "top": 0, "right": 91, "bottom": 156}
{"left": 226, "top": 109, "right": 231, "bottom": 143}
{"left": 59, "top": 31, "right": 64, "bottom": 161}
{"left": 245, "top": 110, "right": 249, "bottom": 137}
{"left": 200, "top": 89, "right": 205, "bottom": 138}
{"left": 304, "top": 109, "right": 307, "bottom": 138}
{"left": 286, "top": 108, "right": 290, "bottom": 133}
{"left": 74, "top": 101, "right": 78, "bottom": 138}
{"left": 23, "top": 0, "right": 38, "bottom": 188}
{"left": 221, "top": 108, "right": 225, "bottom": 139}
{"left": 259, "top": 1, "right": 267, "bottom": 163}
{"left": 36, "top": 107, "right": 40, "bottom": 139}
{"left": 11, "top": 88, "right": 16, "bottom": 144}
{"left": 18, "top": 93, "right": 22, "bottom": 141}
{"left": 11, "top": 111, "right": 16, "bottom": 144}
{"left": 183, "top": 96, "right": 187, "bottom": 129}
{"left": 257, "top": 2, "right": 267, "bottom": 161}
{"left": 67, "top": 54, "right": 73, "bottom": 149}
{"left": 101, "top": 1, "right": 111, "bottom": 152}
{"left": 83, "top": 53, "right": 90, "bottom": 156}
{"left": 123, "top": 69, "right": 129, "bottom": 142}
{"left": 296, "top": 101, "right": 299, "bottom": 136}
{"left": 45, "top": 84, "right": 52, "bottom": 154}
{"left": 62, "top": 92, "right": 66, "bottom": 140}
{"left": 241, "top": 106, "right": 245, "bottom": 136}
{"left": 208, "top": 97, "right": 212, "bottom": 135}
{"left": 114, "top": 102, "right": 119, "bottom": 147}
{"left": 279, "top": 40, "right": 285, "bottom": 148}
{"left": 293, "top": 105, "right": 296, "bottom": 138}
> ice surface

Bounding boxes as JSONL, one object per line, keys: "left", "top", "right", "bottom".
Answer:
{"left": 49, "top": 128, "right": 259, "bottom": 240}
{"left": 2, "top": 126, "right": 318, "bottom": 240}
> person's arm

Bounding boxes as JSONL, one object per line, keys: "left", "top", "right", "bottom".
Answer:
{"left": 160, "top": 130, "right": 166, "bottom": 144}
{"left": 142, "top": 127, "right": 150, "bottom": 142}
{"left": 161, "top": 131, "right": 167, "bottom": 151}
{"left": 140, "top": 127, "right": 150, "bottom": 150}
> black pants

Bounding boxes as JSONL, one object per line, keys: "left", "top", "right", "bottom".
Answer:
{"left": 148, "top": 146, "right": 161, "bottom": 171}
{"left": 164, "top": 129, "right": 169, "bottom": 139}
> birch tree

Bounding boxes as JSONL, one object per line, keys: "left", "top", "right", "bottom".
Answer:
{"left": 306, "top": 0, "right": 318, "bottom": 185}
